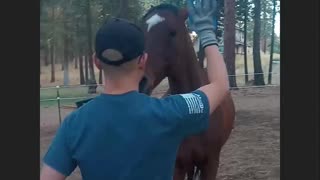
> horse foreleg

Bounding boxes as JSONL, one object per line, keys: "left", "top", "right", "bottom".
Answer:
{"left": 200, "top": 148, "right": 222, "bottom": 180}
{"left": 173, "top": 167, "right": 187, "bottom": 180}
{"left": 200, "top": 160, "right": 219, "bottom": 180}
{"left": 186, "top": 167, "right": 195, "bottom": 180}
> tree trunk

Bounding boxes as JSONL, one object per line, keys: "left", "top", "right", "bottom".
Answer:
{"left": 268, "top": 0, "right": 277, "bottom": 84}
{"left": 50, "top": 6, "right": 55, "bottom": 83}
{"left": 99, "top": 69, "right": 103, "bottom": 84}
{"left": 98, "top": 2, "right": 106, "bottom": 85}
{"left": 63, "top": 7, "right": 69, "bottom": 86}
{"left": 262, "top": 2, "right": 267, "bottom": 54}
{"left": 76, "top": 18, "right": 85, "bottom": 85}
{"left": 50, "top": 40, "right": 55, "bottom": 83}
{"left": 85, "top": 55, "right": 89, "bottom": 83}
{"left": 118, "top": 0, "right": 129, "bottom": 19}
{"left": 61, "top": 51, "right": 64, "bottom": 71}
{"left": 44, "top": 45, "right": 49, "bottom": 66}
{"left": 224, "top": 0, "right": 237, "bottom": 88}
{"left": 40, "top": 57, "right": 42, "bottom": 75}
{"left": 243, "top": 0, "right": 249, "bottom": 84}
{"left": 69, "top": 37, "right": 75, "bottom": 64}
{"left": 253, "top": 0, "right": 265, "bottom": 85}
{"left": 40, "top": 0, "right": 45, "bottom": 76}
{"left": 75, "top": 57, "right": 78, "bottom": 69}
{"left": 85, "top": 0, "right": 97, "bottom": 93}
{"left": 69, "top": 38, "right": 76, "bottom": 69}
{"left": 263, "top": 39, "right": 267, "bottom": 54}
{"left": 63, "top": 26, "right": 69, "bottom": 86}
{"left": 79, "top": 55, "right": 85, "bottom": 85}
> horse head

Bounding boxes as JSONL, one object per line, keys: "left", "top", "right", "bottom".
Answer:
{"left": 139, "top": 4, "right": 198, "bottom": 95}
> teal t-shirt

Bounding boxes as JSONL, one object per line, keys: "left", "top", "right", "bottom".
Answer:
{"left": 43, "top": 90, "right": 209, "bottom": 180}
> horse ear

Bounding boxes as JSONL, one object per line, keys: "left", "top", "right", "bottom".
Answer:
{"left": 179, "top": 8, "right": 189, "bottom": 21}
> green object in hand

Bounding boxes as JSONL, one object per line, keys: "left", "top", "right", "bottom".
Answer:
{"left": 187, "top": 0, "right": 218, "bottom": 48}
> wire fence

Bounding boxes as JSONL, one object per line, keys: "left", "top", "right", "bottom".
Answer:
{"left": 40, "top": 72, "right": 280, "bottom": 124}
{"left": 40, "top": 72, "right": 280, "bottom": 90}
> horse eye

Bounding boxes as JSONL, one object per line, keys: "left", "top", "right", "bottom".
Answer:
{"left": 169, "top": 31, "right": 176, "bottom": 37}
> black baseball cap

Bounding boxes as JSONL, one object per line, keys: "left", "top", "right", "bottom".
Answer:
{"left": 95, "top": 18, "right": 145, "bottom": 66}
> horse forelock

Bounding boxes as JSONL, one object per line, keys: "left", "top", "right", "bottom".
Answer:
{"left": 143, "top": 4, "right": 180, "bottom": 32}
{"left": 145, "top": 13, "right": 166, "bottom": 32}
{"left": 142, "top": 4, "right": 179, "bottom": 20}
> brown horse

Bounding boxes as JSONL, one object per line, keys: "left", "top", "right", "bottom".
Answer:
{"left": 139, "top": 4, "right": 235, "bottom": 180}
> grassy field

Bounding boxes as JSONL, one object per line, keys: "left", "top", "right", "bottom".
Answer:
{"left": 235, "top": 53, "right": 280, "bottom": 75}
{"left": 234, "top": 53, "right": 280, "bottom": 85}
{"left": 40, "top": 52, "right": 280, "bottom": 107}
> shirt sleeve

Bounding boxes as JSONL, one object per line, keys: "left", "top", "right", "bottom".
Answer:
{"left": 162, "top": 90, "right": 210, "bottom": 137}
{"left": 42, "top": 115, "right": 77, "bottom": 176}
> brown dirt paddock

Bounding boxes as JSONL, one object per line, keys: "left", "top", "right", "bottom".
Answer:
{"left": 40, "top": 84, "right": 280, "bottom": 180}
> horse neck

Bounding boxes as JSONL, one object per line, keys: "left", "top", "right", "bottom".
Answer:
{"left": 168, "top": 28, "right": 207, "bottom": 94}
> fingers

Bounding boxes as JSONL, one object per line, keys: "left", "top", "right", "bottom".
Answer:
{"left": 202, "top": 0, "right": 212, "bottom": 12}
{"left": 211, "top": 0, "right": 217, "bottom": 12}
{"left": 203, "top": 0, "right": 210, "bottom": 9}
{"left": 187, "top": 0, "right": 196, "bottom": 15}
{"left": 194, "top": 0, "right": 202, "bottom": 14}
{"left": 191, "top": 0, "right": 216, "bottom": 14}
{"left": 187, "top": 0, "right": 196, "bottom": 26}
{"left": 208, "top": 0, "right": 217, "bottom": 15}
{"left": 189, "top": 15, "right": 194, "bottom": 26}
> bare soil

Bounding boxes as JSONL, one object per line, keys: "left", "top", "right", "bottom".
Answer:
{"left": 40, "top": 83, "right": 280, "bottom": 180}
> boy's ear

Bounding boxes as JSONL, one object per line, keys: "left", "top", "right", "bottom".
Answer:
{"left": 93, "top": 53, "right": 102, "bottom": 70}
{"left": 138, "top": 53, "right": 148, "bottom": 70}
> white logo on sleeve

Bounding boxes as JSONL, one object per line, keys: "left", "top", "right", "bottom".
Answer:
{"left": 179, "top": 93, "right": 204, "bottom": 114}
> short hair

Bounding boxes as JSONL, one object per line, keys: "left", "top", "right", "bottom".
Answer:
{"left": 100, "top": 56, "right": 140, "bottom": 78}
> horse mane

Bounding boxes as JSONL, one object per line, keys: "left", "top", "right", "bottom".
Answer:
{"left": 142, "top": 4, "right": 179, "bottom": 20}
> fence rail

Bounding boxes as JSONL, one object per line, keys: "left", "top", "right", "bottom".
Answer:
{"left": 41, "top": 72, "right": 280, "bottom": 124}
{"left": 228, "top": 72, "right": 279, "bottom": 77}
{"left": 40, "top": 72, "right": 280, "bottom": 90}
{"left": 40, "top": 84, "right": 280, "bottom": 102}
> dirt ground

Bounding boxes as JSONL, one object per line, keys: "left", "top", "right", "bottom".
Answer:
{"left": 40, "top": 82, "right": 280, "bottom": 180}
